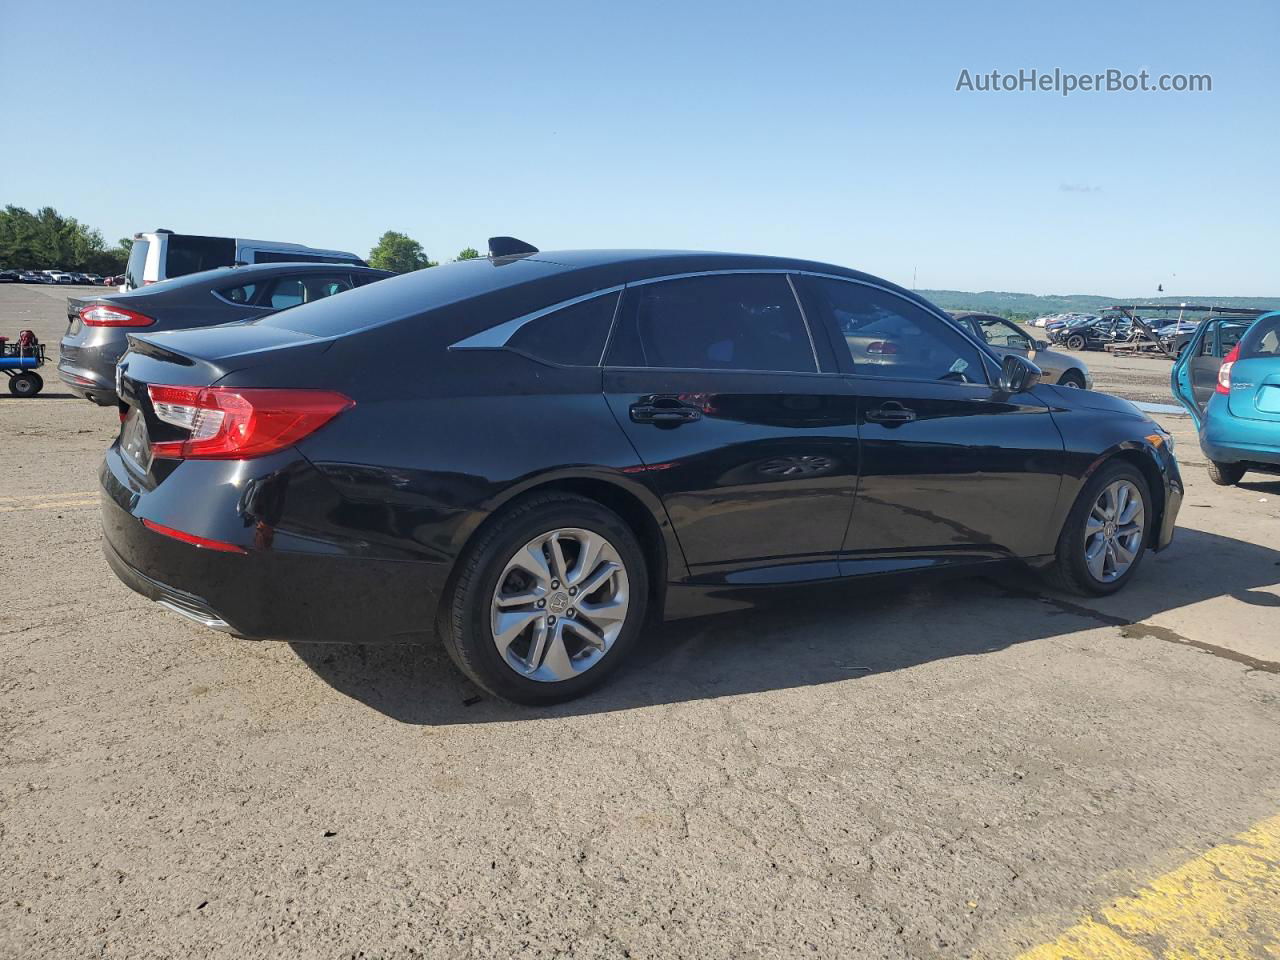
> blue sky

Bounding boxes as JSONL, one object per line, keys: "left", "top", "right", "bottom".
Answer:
{"left": 2, "top": 0, "right": 1275, "bottom": 295}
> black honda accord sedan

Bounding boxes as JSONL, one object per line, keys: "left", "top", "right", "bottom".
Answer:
{"left": 101, "top": 241, "right": 1182, "bottom": 704}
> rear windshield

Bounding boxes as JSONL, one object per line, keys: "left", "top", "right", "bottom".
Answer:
{"left": 165, "top": 235, "right": 236, "bottom": 280}
{"left": 254, "top": 257, "right": 563, "bottom": 338}
{"left": 1239, "top": 315, "right": 1280, "bottom": 359}
{"left": 125, "top": 239, "right": 150, "bottom": 289}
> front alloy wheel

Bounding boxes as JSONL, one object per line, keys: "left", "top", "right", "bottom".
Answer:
{"left": 491, "top": 528, "right": 630, "bottom": 682}
{"left": 1045, "top": 461, "right": 1152, "bottom": 596}
{"left": 1082, "top": 479, "right": 1145, "bottom": 583}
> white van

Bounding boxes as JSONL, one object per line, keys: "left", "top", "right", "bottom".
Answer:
{"left": 121, "top": 229, "right": 366, "bottom": 290}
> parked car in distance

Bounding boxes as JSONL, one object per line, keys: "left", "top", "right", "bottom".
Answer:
{"left": 1172, "top": 311, "right": 1280, "bottom": 485}
{"left": 952, "top": 312, "right": 1092, "bottom": 388}
{"left": 1052, "top": 315, "right": 1133, "bottom": 351}
{"left": 59, "top": 262, "right": 393, "bottom": 405}
{"left": 120, "top": 229, "right": 367, "bottom": 291}
{"left": 100, "top": 242, "right": 1183, "bottom": 705}
{"left": 0, "top": 270, "right": 18, "bottom": 283}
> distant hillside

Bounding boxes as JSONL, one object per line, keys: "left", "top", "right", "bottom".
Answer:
{"left": 919, "top": 290, "right": 1280, "bottom": 320}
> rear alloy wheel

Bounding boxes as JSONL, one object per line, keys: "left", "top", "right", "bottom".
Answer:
{"left": 8, "top": 373, "right": 40, "bottom": 397}
{"left": 1046, "top": 461, "right": 1151, "bottom": 596}
{"left": 1206, "top": 460, "right": 1246, "bottom": 486}
{"left": 1066, "top": 334, "right": 1087, "bottom": 351}
{"left": 1057, "top": 370, "right": 1087, "bottom": 389}
{"left": 443, "top": 493, "right": 648, "bottom": 704}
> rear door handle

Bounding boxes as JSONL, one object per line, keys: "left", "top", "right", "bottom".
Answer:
{"left": 630, "top": 397, "right": 701, "bottom": 424}
{"left": 865, "top": 402, "right": 916, "bottom": 424}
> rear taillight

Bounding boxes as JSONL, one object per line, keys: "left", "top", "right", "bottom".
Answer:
{"left": 80, "top": 304, "right": 154, "bottom": 327}
{"left": 1216, "top": 344, "right": 1240, "bottom": 395}
{"left": 146, "top": 385, "right": 353, "bottom": 460}
{"left": 141, "top": 519, "right": 247, "bottom": 554}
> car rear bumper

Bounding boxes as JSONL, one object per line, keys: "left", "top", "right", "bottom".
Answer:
{"left": 58, "top": 360, "right": 118, "bottom": 404}
{"left": 99, "top": 450, "right": 445, "bottom": 644}
{"left": 1201, "top": 417, "right": 1280, "bottom": 467}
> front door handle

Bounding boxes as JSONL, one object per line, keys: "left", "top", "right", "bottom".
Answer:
{"left": 630, "top": 397, "right": 702, "bottom": 424}
{"left": 865, "top": 402, "right": 917, "bottom": 424}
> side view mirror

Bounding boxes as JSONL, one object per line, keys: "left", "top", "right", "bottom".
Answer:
{"left": 998, "top": 354, "right": 1042, "bottom": 393}
{"left": 1035, "top": 339, "right": 1049, "bottom": 351}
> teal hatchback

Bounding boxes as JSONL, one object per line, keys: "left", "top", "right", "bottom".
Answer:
{"left": 1172, "top": 311, "right": 1280, "bottom": 485}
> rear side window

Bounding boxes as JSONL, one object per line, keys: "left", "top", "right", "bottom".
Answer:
{"left": 607, "top": 274, "right": 815, "bottom": 372}
{"left": 507, "top": 292, "right": 619, "bottom": 366}
{"left": 165, "top": 235, "right": 236, "bottom": 279}
{"left": 1239, "top": 316, "right": 1280, "bottom": 359}
{"left": 217, "top": 282, "right": 258, "bottom": 305}
{"left": 801, "top": 277, "right": 988, "bottom": 384}
{"left": 253, "top": 251, "right": 363, "bottom": 265}
{"left": 265, "top": 275, "right": 352, "bottom": 310}
{"left": 125, "top": 239, "right": 150, "bottom": 289}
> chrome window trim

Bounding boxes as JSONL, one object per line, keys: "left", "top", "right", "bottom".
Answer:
{"left": 449, "top": 285, "right": 626, "bottom": 351}
{"left": 445, "top": 267, "right": 999, "bottom": 380}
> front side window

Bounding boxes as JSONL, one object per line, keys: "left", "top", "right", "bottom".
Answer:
{"left": 265, "top": 275, "right": 352, "bottom": 310}
{"left": 974, "top": 316, "right": 1032, "bottom": 350}
{"left": 506, "top": 291, "right": 619, "bottom": 366}
{"left": 606, "top": 274, "right": 815, "bottom": 373}
{"left": 803, "top": 278, "right": 988, "bottom": 384}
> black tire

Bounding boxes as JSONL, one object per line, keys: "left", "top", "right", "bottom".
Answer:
{"left": 1044, "top": 460, "right": 1152, "bottom": 597}
{"left": 8, "top": 373, "right": 39, "bottom": 397}
{"left": 1057, "top": 370, "right": 1087, "bottom": 389}
{"left": 442, "top": 492, "right": 649, "bottom": 705}
{"left": 1206, "top": 460, "right": 1246, "bottom": 486}
{"left": 1065, "top": 334, "right": 1087, "bottom": 351}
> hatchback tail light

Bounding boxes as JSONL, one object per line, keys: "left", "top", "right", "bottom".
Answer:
{"left": 80, "top": 304, "right": 154, "bottom": 327}
{"left": 1216, "top": 344, "right": 1240, "bottom": 395}
{"left": 146, "top": 385, "right": 354, "bottom": 459}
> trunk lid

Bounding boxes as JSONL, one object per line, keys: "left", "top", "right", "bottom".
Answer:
{"left": 114, "top": 324, "right": 341, "bottom": 486}
{"left": 1226, "top": 358, "right": 1280, "bottom": 423}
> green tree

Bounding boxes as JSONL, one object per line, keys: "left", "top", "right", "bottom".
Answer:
{"left": 0, "top": 205, "right": 126, "bottom": 273}
{"left": 368, "top": 231, "right": 436, "bottom": 273}
{"left": 456, "top": 246, "right": 481, "bottom": 261}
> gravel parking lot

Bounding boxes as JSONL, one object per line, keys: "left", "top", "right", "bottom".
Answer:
{"left": 2, "top": 283, "right": 1279, "bottom": 958}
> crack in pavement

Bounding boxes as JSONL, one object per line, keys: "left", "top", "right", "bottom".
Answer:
{"left": 997, "top": 582, "right": 1280, "bottom": 676}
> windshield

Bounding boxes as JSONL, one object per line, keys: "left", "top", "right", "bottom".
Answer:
{"left": 124, "top": 239, "right": 150, "bottom": 290}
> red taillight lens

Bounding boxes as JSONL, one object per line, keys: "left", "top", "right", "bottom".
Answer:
{"left": 80, "top": 304, "right": 154, "bottom": 327}
{"left": 1216, "top": 344, "right": 1240, "bottom": 395}
{"left": 146, "top": 385, "right": 354, "bottom": 459}
{"left": 141, "top": 519, "right": 247, "bottom": 554}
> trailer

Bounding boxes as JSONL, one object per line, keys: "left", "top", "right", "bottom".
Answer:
{"left": 0, "top": 330, "right": 46, "bottom": 397}
{"left": 1102, "top": 304, "right": 1270, "bottom": 359}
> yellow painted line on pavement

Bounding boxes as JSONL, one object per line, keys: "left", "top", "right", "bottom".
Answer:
{"left": 1017, "top": 813, "right": 1280, "bottom": 959}
{"left": 0, "top": 491, "right": 96, "bottom": 503}
{"left": 0, "top": 498, "right": 98, "bottom": 512}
